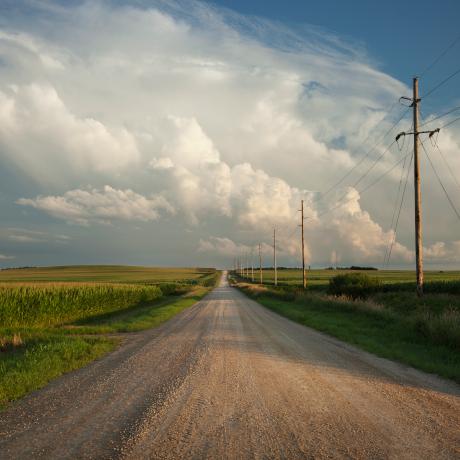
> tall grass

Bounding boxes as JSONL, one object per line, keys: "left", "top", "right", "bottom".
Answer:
{"left": 413, "top": 308, "right": 460, "bottom": 350}
{"left": 0, "top": 283, "right": 168, "bottom": 327}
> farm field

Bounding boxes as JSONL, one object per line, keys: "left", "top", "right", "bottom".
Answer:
{"left": 242, "top": 268, "right": 460, "bottom": 286}
{"left": 0, "top": 265, "right": 215, "bottom": 284}
{"left": 0, "top": 266, "right": 220, "bottom": 408}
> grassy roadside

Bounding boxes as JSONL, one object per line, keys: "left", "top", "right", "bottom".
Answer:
{"left": 234, "top": 282, "right": 460, "bottom": 383}
{"left": 63, "top": 286, "right": 211, "bottom": 334}
{"left": 0, "top": 334, "right": 115, "bottom": 408}
{"left": 0, "top": 272, "right": 220, "bottom": 408}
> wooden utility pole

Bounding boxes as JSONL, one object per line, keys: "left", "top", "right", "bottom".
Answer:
{"left": 396, "top": 77, "right": 439, "bottom": 296}
{"left": 251, "top": 248, "right": 254, "bottom": 282}
{"left": 259, "top": 243, "right": 263, "bottom": 284}
{"left": 300, "top": 200, "right": 306, "bottom": 289}
{"left": 273, "top": 228, "right": 278, "bottom": 286}
{"left": 413, "top": 77, "right": 423, "bottom": 296}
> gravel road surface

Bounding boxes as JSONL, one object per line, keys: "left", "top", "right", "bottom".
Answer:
{"left": 1, "top": 273, "right": 459, "bottom": 459}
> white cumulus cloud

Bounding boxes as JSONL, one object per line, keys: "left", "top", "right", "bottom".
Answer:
{"left": 0, "top": 84, "right": 140, "bottom": 185}
{"left": 17, "top": 186, "right": 174, "bottom": 226}
{"left": 0, "top": 0, "right": 458, "bottom": 266}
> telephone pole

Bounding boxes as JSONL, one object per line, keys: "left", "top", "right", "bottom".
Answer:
{"left": 251, "top": 248, "right": 254, "bottom": 282}
{"left": 299, "top": 200, "right": 306, "bottom": 289}
{"left": 396, "top": 77, "right": 439, "bottom": 296}
{"left": 273, "top": 228, "right": 278, "bottom": 286}
{"left": 413, "top": 78, "right": 423, "bottom": 296}
{"left": 258, "top": 243, "right": 263, "bottom": 284}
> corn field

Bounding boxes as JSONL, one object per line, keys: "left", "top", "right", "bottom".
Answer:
{"left": 0, "top": 283, "right": 165, "bottom": 327}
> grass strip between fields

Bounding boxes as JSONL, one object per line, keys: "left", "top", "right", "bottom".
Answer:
{"left": 0, "top": 281, "right": 217, "bottom": 409}
{"left": 236, "top": 284, "right": 460, "bottom": 383}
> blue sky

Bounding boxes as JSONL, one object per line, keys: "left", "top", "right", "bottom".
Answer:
{"left": 0, "top": 0, "right": 459, "bottom": 269}
{"left": 207, "top": 0, "right": 460, "bottom": 110}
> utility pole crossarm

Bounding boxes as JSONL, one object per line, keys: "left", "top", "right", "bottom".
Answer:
{"left": 396, "top": 129, "right": 439, "bottom": 141}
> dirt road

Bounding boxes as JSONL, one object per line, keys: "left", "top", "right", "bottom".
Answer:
{"left": 1, "top": 273, "right": 459, "bottom": 459}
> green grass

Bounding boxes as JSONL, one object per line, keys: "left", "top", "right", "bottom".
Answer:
{"left": 236, "top": 282, "right": 460, "bottom": 383}
{"left": 373, "top": 291, "right": 460, "bottom": 314}
{"left": 243, "top": 268, "right": 460, "bottom": 287}
{"left": 65, "top": 286, "right": 211, "bottom": 334}
{"left": 0, "top": 333, "right": 115, "bottom": 408}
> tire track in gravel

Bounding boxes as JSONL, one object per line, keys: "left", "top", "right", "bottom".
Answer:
{"left": 1, "top": 273, "right": 459, "bottom": 459}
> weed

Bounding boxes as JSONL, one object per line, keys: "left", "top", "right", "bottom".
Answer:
{"left": 0, "top": 333, "right": 24, "bottom": 352}
{"left": 328, "top": 273, "right": 382, "bottom": 299}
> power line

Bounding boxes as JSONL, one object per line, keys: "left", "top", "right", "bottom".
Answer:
{"left": 286, "top": 222, "right": 299, "bottom": 240}
{"left": 390, "top": 148, "right": 409, "bottom": 231}
{"left": 384, "top": 152, "right": 413, "bottom": 268}
{"left": 420, "top": 140, "right": 460, "bottom": 221}
{"left": 419, "top": 105, "right": 460, "bottom": 128}
{"left": 383, "top": 133, "right": 411, "bottom": 265}
{"left": 356, "top": 152, "right": 412, "bottom": 202}
{"left": 439, "top": 115, "right": 460, "bottom": 130}
{"left": 309, "top": 149, "right": 412, "bottom": 220}
{"left": 320, "top": 106, "right": 410, "bottom": 199}
{"left": 433, "top": 143, "right": 460, "bottom": 191}
{"left": 419, "top": 32, "right": 460, "bottom": 77}
{"left": 352, "top": 140, "right": 397, "bottom": 189}
{"left": 323, "top": 139, "right": 397, "bottom": 214}
{"left": 419, "top": 109, "right": 460, "bottom": 192}
{"left": 422, "top": 66, "right": 460, "bottom": 99}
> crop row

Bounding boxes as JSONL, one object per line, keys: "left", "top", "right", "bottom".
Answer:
{"left": 0, "top": 283, "right": 184, "bottom": 328}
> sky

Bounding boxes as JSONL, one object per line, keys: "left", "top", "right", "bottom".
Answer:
{"left": 0, "top": 0, "right": 459, "bottom": 269}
